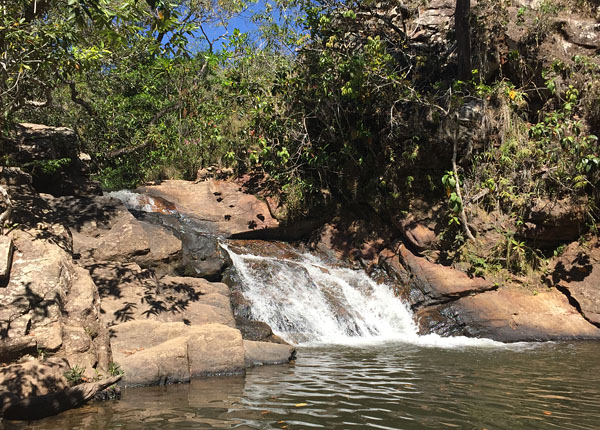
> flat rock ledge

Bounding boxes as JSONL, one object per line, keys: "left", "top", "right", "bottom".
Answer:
{"left": 111, "top": 321, "right": 295, "bottom": 387}
{"left": 378, "top": 244, "right": 600, "bottom": 342}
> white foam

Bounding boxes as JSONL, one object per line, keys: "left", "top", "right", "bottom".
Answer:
{"left": 223, "top": 244, "right": 513, "bottom": 349}
{"left": 105, "top": 190, "right": 154, "bottom": 212}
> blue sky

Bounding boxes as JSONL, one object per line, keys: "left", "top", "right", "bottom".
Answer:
{"left": 186, "top": 0, "right": 304, "bottom": 53}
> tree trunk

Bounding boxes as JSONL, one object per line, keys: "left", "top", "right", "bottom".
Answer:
{"left": 455, "top": 0, "right": 472, "bottom": 81}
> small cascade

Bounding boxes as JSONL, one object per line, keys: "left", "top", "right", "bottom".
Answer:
{"left": 224, "top": 244, "right": 506, "bottom": 347}
{"left": 109, "top": 188, "right": 505, "bottom": 348}
{"left": 224, "top": 244, "right": 419, "bottom": 345}
{"left": 105, "top": 190, "right": 177, "bottom": 214}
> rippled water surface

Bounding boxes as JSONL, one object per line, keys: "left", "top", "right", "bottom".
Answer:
{"left": 5, "top": 341, "right": 600, "bottom": 430}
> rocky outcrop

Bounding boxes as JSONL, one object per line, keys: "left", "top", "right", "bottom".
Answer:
{"left": 89, "top": 262, "right": 236, "bottom": 328}
{"left": 390, "top": 245, "right": 497, "bottom": 309}
{"left": 551, "top": 239, "right": 600, "bottom": 326}
{"left": 378, "top": 242, "right": 600, "bottom": 342}
{"left": 417, "top": 288, "right": 600, "bottom": 341}
{"left": 0, "top": 124, "right": 295, "bottom": 420}
{"left": 518, "top": 198, "right": 588, "bottom": 248}
{"left": 137, "top": 180, "right": 279, "bottom": 237}
{"left": 308, "top": 206, "right": 393, "bottom": 267}
{"left": 4, "top": 123, "right": 101, "bottom": 197}
{"left": 110, "top": 321, "right": 246, "bottom": 386}
{"left": 49, "top": 195, "right": 151, "bottom": 262}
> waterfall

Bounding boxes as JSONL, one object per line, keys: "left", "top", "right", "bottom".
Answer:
{"left": 108, "top": 190, "right": 506, "bottom": 348}
{"left": 224, "top": 244, "right": 506, "bottom": 347}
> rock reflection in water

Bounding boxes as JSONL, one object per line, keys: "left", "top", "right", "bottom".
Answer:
{"left": 4, "top": 377, "right": 246, "bottom": 430}
{"left": 2, "top": 342, "right": 600, "bottom": 430}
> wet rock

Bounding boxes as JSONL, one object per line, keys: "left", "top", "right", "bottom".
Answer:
{"left": 111, "top": 321, "right": 246, "bottom": 386}
{"left": 550, "top": 239, "right": 600, "bottom": 326}
{"left": 419, "top": 289, "right": 600, "bottom": 342}
{"left": 243, "top": 340, "right": 296, "bottom": 367}
{"left": 179, "top": 233, "right": 229, "bottom": 281}
{"left": 0, "top": 358, "right": 70, "bottom": 399}
{"left": 230, "top": 290, "right": 252, "bottom": 320}
{"left": 137, "top": 180, "right": 279, "bottom": 238}
{"left": 397, "top": 245, "right": 497, "bottom": 309}
{"left": 235, "top": 318, "right": 286, "bottom": 344}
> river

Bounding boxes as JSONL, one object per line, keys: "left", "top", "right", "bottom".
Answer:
{"left": 5, "top": 341, "right": 600, "bottom": 430}
{"left": 7, "top": 192, "right": 597, "bottom": 429}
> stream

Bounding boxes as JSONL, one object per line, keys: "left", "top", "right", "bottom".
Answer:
{"left": 4, "top": 342, "right": 600, "bottom": 429}
{"left": 4, "top": 191, "right": 598, "bottom": 429}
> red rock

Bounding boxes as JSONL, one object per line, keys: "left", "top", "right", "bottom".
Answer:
{"left": 551, "top": 239, "right": 600, "bottom": 326}
{"left": 137, "top": 180, "right": 279, "bottom": 237}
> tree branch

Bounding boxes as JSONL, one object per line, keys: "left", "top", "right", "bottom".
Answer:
{"left": 0, "top": 184, "right": 13, "bottom": 234}
{"left": 452, "top": 116, "right": 475, "bottom": 241}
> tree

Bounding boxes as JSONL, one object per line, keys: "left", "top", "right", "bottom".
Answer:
{"left": 455, "top": 0, "right": 472, "bottom": 81}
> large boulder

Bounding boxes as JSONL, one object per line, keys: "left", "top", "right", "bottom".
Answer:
{"left": 178, "top": 232, "right": 230, "bottom": 281}
{"left": 50, "top": 196, "right": 151, "bottom": 262}
{"left": 136, "top": 180, "right": 279, "bottom": 238}
{"left": 393, "top": 244, "right": 497, "bottom": 309}
{"left": 243, "top": 340, "right": 295, "bottom": 367}
{"left": 0, "top": 231, "right": 72, "bottom": 357}
{"left": 110, "top": 321, "right": 246, "bottom": 386}
{"left": 417, "top": 288, "right": 600, "bottom": 342}
{"left": 88, "top": 261, "right": 236, "bottom": 328}
{"left": 0, "top": 231, "right": 109, "bottom": 376}
{"left": 134, "top": 221, "right": 182, "bottom": 271}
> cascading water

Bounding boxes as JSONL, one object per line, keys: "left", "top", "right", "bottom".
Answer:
{"left": 224, "top": 244, "right": 417, "bottom": 344}
{"left": 223, "top": 244, "right": 503, "bottom": 348}
{"left": 108, "top": 190, "right": 503, "bottom": 348}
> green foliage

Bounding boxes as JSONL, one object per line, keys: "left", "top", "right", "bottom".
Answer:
{"left": 492, "top": 230, "right": 541, "bottom": 275}
{"left": 65, "top": 365, "right": 85, "bottom": 386}
{"left": 24, "top": 158, "right": 72, "bottom": 175}
{"left": 108, "top": 362, "right": 124, "bottom": 377}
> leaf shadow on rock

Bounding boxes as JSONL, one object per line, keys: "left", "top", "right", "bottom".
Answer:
{"left": 85, "top": 262, "right": 205, "bottom": 324}
{"left": 550, "top": 253, "right": 593, "bottom": 284}
{"left": 6, "top": 186, "right": 120, "bottom": 254}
